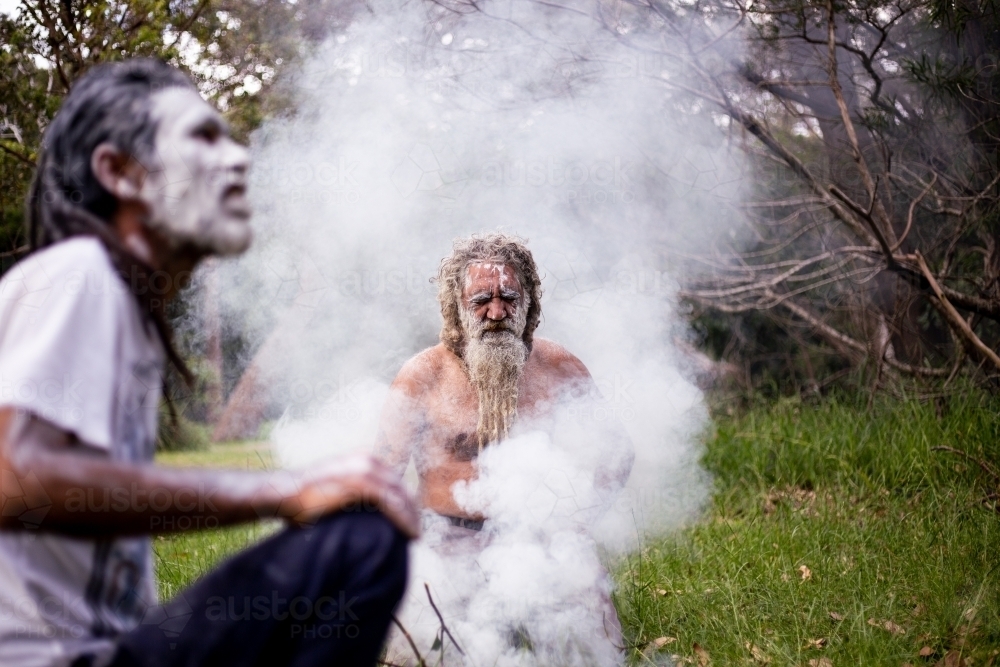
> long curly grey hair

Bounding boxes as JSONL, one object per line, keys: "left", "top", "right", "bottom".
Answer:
{"left": 435, "top": 233, "right": 543, "bottom": 358}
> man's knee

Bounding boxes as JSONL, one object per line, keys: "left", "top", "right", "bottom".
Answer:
{"left": 313, "top": 511, "right": 408, "bottom": 587}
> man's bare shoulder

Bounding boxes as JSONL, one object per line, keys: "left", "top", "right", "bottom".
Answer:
{"left": 530, "top": 338, "right": 592, "bottom": 382}
{"left": 390, "top": 344, "right": 458, "bottom": 396}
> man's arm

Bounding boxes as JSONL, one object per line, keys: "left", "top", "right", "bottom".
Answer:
{"left": 373, "top": 354, "right": 431, "bottom": 478}
{"left": 0, "top": 407, "right": 420, "bottom": 538}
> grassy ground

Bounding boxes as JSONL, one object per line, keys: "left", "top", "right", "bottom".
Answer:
{"left": 618, "top": 392, "right": 1000, "bottom": 667}
{"left": 154, "top": 441, "right": 278, "bottom": 600}
{"left": 152, "top": 392, "right": 1000, "bottom": 666}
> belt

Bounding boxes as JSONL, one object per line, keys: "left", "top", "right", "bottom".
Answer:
{"left": 443, "top": 515, "right": 485, "bottom": 531}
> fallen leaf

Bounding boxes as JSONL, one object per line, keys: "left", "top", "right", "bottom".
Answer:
{"left": 650, "top": 637, "right": 676, "bottom": 649}
{"left": 781, "top": 573, "right": 791, "bottom": 582}
{"left": 963, "top": 607, "right": 977, "bottom": 621}
{"left": 920, "top": 647, "right": 935, "bottom": 657}
{"left": 884, "top": 621, "right": 906, "bottom": 636}
{"left": 693, "top": 642, "right": 711, "bottom": 667}
{"left": 935, "top": 651, "right": 965, "bottom": 667}
{"left": 805, "top": 638, "right": 828, "bottom": 650}
{"left": 799, "top": 565, "right": 813, "bottom": 581}
{"left": 745, "top": 642, "right": 769, "bottom": 664}
{"left": 809, "top": 658, "right": 832, "bottom": 667}
{"left": 656, "top": 589, "right": 668, "bottom": 596}
{"left": 829, "top": 612, "right": 845, "bottom": 622}
{"left": 867, "top": 618, "right": 905, "bottom": 635}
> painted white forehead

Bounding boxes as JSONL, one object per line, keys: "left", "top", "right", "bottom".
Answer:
{"left": 464, "top": 262, "right": 518, "bottom": 286}
{"left": 470, "top": 261, "right": 507, "bottom": 272}
{"left": 149, "top": 87, "right": 216, "bottom": 132}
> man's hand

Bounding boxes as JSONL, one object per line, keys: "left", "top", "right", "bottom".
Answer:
{"left": 291, "top": 454, "right": 420, "bottom": 538}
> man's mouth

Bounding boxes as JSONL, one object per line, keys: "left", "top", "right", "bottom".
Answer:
{"left": 222, "top": 184, "right": 251, "bottom": 219}
{"left": 479, "top": 325, "right": 516, "bottom": 340}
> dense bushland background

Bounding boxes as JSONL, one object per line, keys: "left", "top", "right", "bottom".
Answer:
{"left": 4, "top": 2, "right": 1000, "bottom": 663}
{"left": 3, "top": 0, "right": 1000, "bottom": 404}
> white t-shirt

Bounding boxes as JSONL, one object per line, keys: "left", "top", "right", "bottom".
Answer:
{"left": 0, "top": 237, "right": 164, "bottom": 667}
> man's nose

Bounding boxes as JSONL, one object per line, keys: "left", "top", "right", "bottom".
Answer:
{"left": 486, "top": 299, "right": 507, "bottom": 320}
{"left": 223, "top": 138, "right": 251, "bottom": 177}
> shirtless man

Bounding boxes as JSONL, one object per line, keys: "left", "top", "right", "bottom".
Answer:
{"left": 374, "top": 234, "right": 633, "bottom": 660}
{"left": 375, "top": 233, "right": 633, "bottom": 525}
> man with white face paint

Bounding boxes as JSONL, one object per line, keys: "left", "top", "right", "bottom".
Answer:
{"left": 0, "top": 60, "right": 417, "bottom": 667}
{"left": 375, "top": 234, "right": 634, "bottom": 663}
{"left": 131, "top": 86, "right": 255, "bottom": 257}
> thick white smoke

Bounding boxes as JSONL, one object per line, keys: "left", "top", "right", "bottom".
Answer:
{"left": 196, "top": 0, "right": 746, "bottom": 664}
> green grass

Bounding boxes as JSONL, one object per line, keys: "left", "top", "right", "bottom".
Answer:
{"left": 153, "top": 440, "right": 278, "bottom": 599}
{"left": 618, "top": 392, "right": 1000, "bottom": 666}
{"left": 152, "top": 393, "right": 1000, "bottom": 666}
{"left": 156, "top": 439, "right": 275, "bottom": 470}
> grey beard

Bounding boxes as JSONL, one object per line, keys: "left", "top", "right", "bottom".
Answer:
{"left": 461, "top": 307, "right": 529, "bottom": 450}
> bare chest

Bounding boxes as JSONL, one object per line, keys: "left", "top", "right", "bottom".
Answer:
{"left": 417, "top": 363, "right": 559, "bottom": 464}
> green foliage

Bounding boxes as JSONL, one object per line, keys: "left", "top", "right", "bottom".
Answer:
{"left": 691, "top": 307, "right": 856, "bottom": 399}
{"left": 0, "top": 0, "right": 309, "bottom": 259}
{"left": 927, "top": 0, "right": 1000, "bottom": 37}
{"left": 683, "top": 0, "right": 1000, "bottom": 394}
{"left": 1, "top": 13, "right": 51, "bottom": 256}
{"left": 903, "top": 54, "right": 978, "bottom": 104}
{"left": 617, "top": 390, "right": 1000, "bottom": 665}
{"left": 156, "top": 406, "right": 210, "bottom": 452}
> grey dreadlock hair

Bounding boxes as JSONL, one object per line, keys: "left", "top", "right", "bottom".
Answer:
{"left": 27, "top": 58, "right": 195, "bottom": 384}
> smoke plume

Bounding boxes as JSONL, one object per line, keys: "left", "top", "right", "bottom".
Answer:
{"left": 193, "top": 0, "right": 748, "bottom": 663}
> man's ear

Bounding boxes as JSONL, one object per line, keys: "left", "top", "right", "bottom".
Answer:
{"left": 90, "top": 143, "right": 147, "bottom": 201}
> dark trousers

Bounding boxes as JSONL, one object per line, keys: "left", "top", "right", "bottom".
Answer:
{"left": 109, "top": 512, "right": 408, "bottom": 667}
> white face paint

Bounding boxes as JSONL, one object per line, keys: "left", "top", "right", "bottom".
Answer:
{"left": 137, "top": 87, "right": 252, "bottom": 256}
